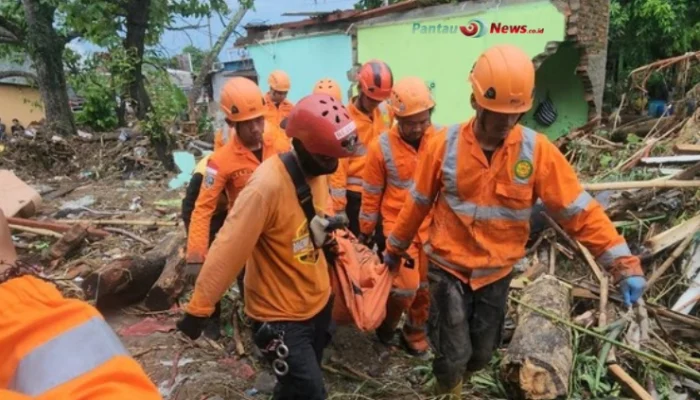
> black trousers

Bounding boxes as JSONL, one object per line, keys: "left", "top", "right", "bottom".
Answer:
{"left": 346, "top": 190, "right": 386, "bottom": 255}
{"left": 427, "top": 265, "right": 512, "bottom": 389}
{"left": 252, "top": 299, "right": 335, "bottom": 400}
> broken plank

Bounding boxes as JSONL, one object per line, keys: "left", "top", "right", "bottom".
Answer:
{"left": 673, "top": 144, "right": 700, "bottom": 155}
{"left": 646, "top": 224, "right": 700, "bottom": 288}
{"left": 644, "top": 214, "right": 700, "bottom": 255}
{"left": 640, "top": 155, "right": 700, "bottom": 164}
{"left": 609, "top": 364, "right": 654, "bottom": 400}
{"left": 59, "top": 219, "right": 178, "bottom": 227}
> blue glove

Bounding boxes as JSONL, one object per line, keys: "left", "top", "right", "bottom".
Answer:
{"left": 620, "top": 276, "right": 646, "bottom": 307}
{"left": 383, "top": 252, "right": 401, "bottom": 272}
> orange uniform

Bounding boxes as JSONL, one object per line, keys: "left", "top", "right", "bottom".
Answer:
{"left": 213, "top": 127, "right": 230, "bottom": 151}
{"left": 329, "top": 99, "right": 394, "bottom": 212}
{"left": 387, "top": 120, "right": 643, "bottom": 288}
{"left": 263, "top": 93, "right": 294, "bottom": 140}
{"left": 0, "top": 276, "right": 160, "bottom": 400}
{"left": 186, "top": 131, "right": 290, "bottom": 264}
{"left": 186, "top": 155, "right": 332, "bottom": 321}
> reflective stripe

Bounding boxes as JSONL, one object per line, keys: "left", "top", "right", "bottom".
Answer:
{"left": 424, "top": 243, "right": 506, "bottom": 279}
{"left": 363, "top": 181, "right": 383, "bottom": 195}
{"left": 348, "top": 176, "right": 364, "bottom": 186}
{"left": 359, "top": 211, "right": 378, "bottom": 223}
{"left": 441, "top": 124, "right": 531, "bottom": 221}
{"left": 10, "top": 317, "right": 128, "bottom": 396}
{"left": 353, "top": 143, "right": 368, "bottom": 156}
{"left": 410, "top": 186, "right": 431, "bottom": 206}
{"left": 379, "top": 132, "right": 413, "bottom": 189}
{"left": 596, "top": 243, "right": 632, "bottom": 267}
{"left": 514, "top": 127, "right": 536, "bottom": 185}
{"left": 557, "top": 191, "right": 593, "bottom": 220}
{"left": 391, "top": 287, "right": 417, "bottom": 298}
{"left": 331, "top": 188, "right": 347, "bottom": 198}
{"left": 388, "top": 233, "right": 411, "bottom": 250}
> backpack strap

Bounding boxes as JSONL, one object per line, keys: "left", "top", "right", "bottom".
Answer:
{"left": 279, "top": 152, "right": 319, "bottom": 247}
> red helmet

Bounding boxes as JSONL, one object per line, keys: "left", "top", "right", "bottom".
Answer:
{"left": 282, "top": 94, "right": 358, "bottom": 158}
{"left": 357, "top": 59, "right": 393, "bottom": 101}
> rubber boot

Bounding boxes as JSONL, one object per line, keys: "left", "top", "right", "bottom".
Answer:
{"left": 435, "top": 378, "right": 463, "bottom": 399}
{"left": 376, "top": 295, "right": 409, "bottom": 345}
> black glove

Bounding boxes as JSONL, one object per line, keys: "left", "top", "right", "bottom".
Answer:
{"left": 176, "top": 313, "right": 209, "bottom": 340}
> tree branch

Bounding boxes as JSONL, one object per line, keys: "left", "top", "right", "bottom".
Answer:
{"left": 167, "top": 23, "right": 207, "bottom": 31}
{"left": 0, "top": 70, "right": 37, "bottom": 83}
{"left": 0, "top": 15, "right": 23, "bottom": 40}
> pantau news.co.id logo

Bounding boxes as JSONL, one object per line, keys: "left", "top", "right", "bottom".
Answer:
{"left": 411, "top": 18, "right": 544, "bottom": 36}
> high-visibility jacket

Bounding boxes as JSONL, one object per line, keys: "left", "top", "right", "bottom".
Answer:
{"left": 0, "top": 276, "right": 161, "bottom": 399}
{"left": 329, "top": 99, "right": 394, "bottom": 212}
{"left": 186, "top": 132, "right": 290, "bottom": 264}
{"left": 186, "top": 154, "right": 332, "bottom": 321}
{"left": 263, "top": 93, "right": 294, "bottom": 140}
{"left": 386, "top": 120, "right": 643, "bottom": 289}
{"left": 213, "top": 128, "right": 231, "bottom": 151}
{"left": 359, "top": 124, "right": 442, "bottom": 240}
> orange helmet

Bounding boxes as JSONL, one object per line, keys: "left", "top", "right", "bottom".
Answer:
{"left": 282, "top": 94, "right": 358, "bottom": 158}
{"left": 468, "top": 44, "right": 535, "bottom": 114}
{"left": 313, "top": 78, "right": 343, "bottom": 101}
{"left": 219, "top": 77, "right": 265, "bottom": 122}
{"left": 389, "top": 77, "right": 435, "bottom": 117}
{"left": 357, "top": 59, "right": 393, "bottom": 101}
{"left": 268, "top": 70, "right": 291, "bottom": 92}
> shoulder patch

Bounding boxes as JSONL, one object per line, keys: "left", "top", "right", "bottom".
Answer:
{"left": 203, "top": 162, "right": 219, "bottom": 189}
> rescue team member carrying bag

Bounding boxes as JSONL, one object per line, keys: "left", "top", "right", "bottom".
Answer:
{"left": 177, "top": 93, "right": 360, "bottom": 400}
{"left": 0, "top": 210, "right": 161, "bottom": 400}
{"left": 279, "top": 143, "right": 393, "bottom": 332}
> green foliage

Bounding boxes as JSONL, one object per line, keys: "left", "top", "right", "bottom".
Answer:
{"left": 141, "top": 68, "right": 187, "bottom": 141}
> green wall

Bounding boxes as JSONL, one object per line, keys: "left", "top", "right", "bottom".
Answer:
{"left": 357, "top": 1, "right": 581, "bottom": 137}
{"left": 521, "top": 41, "right": 588, "bottom": 140}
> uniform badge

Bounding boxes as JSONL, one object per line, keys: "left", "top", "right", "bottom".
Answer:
{"left": 514, "top": 160, "right": 533, "bottom": 180}
{"left": 204, "top": 165, "right": 218, "bottom": 188}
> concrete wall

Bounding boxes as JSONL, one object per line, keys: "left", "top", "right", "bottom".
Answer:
{"left": 247, "top": 33, "right": 353, "bottom": 104}
{"left": 356, "top": 1, "right": 572, "bottom": 133}
{"left": 521, "top": 41, "right": 588, "bottom": 140}
{"left": 0, "top": 84, "right": 44, "bottom": 128}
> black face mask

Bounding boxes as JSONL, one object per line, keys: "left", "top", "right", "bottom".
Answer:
{"left": 293, "top": 140, "right": 339, "bottom": 177}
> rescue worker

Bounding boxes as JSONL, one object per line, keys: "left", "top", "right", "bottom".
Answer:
{"left": 383, "top": 44, "right": 647, "bottom": 397}
{"left": 177, "top": 93, "right": 359, "bottom": 400}
{"left": 182, "top": 153, "right": 227, "bottom": 242}
{"left": 264, "top": 70, "right": 294, "bottom": 139}
{"left": 0, "top": 210, "right": 161, "bottom": 400}
{"left": 313, "top": 78, "right": 343, "bottom": 102}
{"left": 185, "top": 77, "right": 290, "bottom": 339}
{"left": 329, "top": 59, "right": 394, "bottom": 238}
{"left": 359, "top": 77, "right": 439, "bottom": 356}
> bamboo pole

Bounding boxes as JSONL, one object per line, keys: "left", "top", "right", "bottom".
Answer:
{"left": 59, "top": 219, "right": 178, "bottom": 227}
{"left": 583, "top": 180, "right": 700, "bottom": 191}
{"left": 9, "top": 224, "right": 63, "bottom": 238}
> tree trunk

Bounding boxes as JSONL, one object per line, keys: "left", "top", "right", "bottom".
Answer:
{"left": 21, "top": 0, "right": 76, "bottom": 136}
{"left": 187, "top": 5, "right": 249, "bottom": 118}
{"left": 124, "top": 0, "right": 152, "bottom": 120}
{"left": 144, "top": 245, "right": 186, "bottom": 311}
{"left": 502, "top": 275, "right": 573, "bottom": 399}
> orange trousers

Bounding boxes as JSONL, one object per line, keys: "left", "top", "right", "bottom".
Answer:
{"left": 378, "top": 241, "right": 430, "bottom": 353}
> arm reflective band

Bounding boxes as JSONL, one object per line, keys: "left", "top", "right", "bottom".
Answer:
{"left": 10, "top": 317, "right": 129, "bottom": 396}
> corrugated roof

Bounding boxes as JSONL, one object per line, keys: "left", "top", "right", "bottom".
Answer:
{"left": 236, "top": 0, "right": 421, "bottom": 46}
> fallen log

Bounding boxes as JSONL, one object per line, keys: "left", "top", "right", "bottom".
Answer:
{"left": 82, "top": 231, "right": 184, "bottom": 309}
{"left": 144, "top": 246, "right": 186, "bottom": 311}
{"left": 7, "top": 217, "right": 109, "bottom": 239}
{"left": 49, "top": 223, "right": 88, "bottom": 260}
{"left": 502, "top": 275, "right": 572, "bottom": 399}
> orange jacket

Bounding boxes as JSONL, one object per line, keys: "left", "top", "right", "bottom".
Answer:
{"left": 360, "top": 124, "right": 442, "bottom": 240}
{"left": 0, "top": 276, "right": 160, "bottom": 399}
{"left": 386, "top": 120, "right": 643, "bottom": 289}
{"left": 213, "top": 127, "right": 231, "bottom": 151}
{"left": 186, "top": 132, "right": 290, "bottom": 264}
{"left": 329, "top": 99, "right": 394, "bottom": 211}
{"left": 186, "top": 155, "right": 332, "bottom": 321}
{"left": 263, "top": 93, "right": 294, "bottom": 139}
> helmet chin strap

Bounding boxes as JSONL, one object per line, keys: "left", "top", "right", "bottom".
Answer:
{"left": 292, "top": 140, "right": 338, "bottom": 177}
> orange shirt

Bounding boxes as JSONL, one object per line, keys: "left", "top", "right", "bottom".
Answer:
{"left": 263, "top": 93, "right": 294, "bottom": 140}
{"left": 186, "top": 132, "right": 290, "bottom": 263}
{"left": 186, "top": 155, "right": 332, "bottom": 321}
{"left": 387, "top": 119, "right": 642, "bottom": 288}
{"left": 329, "top": 98, "right": 394, "bottom": 211}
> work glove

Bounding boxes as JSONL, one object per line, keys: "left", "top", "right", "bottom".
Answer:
{"left": 176, "top": 313, "right": 209, "bottom": 340}
{"left": 383, "top": 252, "right": 401, "bottom": 272}
{"left": 619, "top": 276, "right": 646, "bottom": 307}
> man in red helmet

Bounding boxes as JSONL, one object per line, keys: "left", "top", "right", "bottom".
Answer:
{"left": 177, "top": 94, "right": 359, "bottom": 400}
{"left": 330, "top": 60, "right": 394, "bottom": 243}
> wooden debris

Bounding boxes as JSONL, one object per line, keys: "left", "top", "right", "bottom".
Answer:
{"left": 641, "top": 155, "right": 700, "bottom": 164}
{"left": 578, "top": 242, "right": 604, "bottom": 282}
{"left": 646, "top": 223, "right": 700, "bottom": 288}
{"left": 608, "top": 364, "right": 654, "bottom": 400}
{"left": 9, "top": 224, "right": 62, "bottom": 238}
{"left": 673, "top": 144, "right": 700, "bottom": 155}
{"left": 583, "top": 179, "right": 700, "bottom": 191}
{"left": 8, "top": 217, "right": 109, "bottom": 239}
{"left": 81, "top": 231, "right": 185, "bottom": 309}
{"left": 502, "top": 276, "right": 572, "bottom": 399}
{"left": 103, "top": 227, "right": 152, "bottom": 246}
{"left": 49, "top": 223, "right": 89, "bottom": 260}
{"left": 644, "top": 213, "right": 700, "bottom": 255}
{"left": 671, "top": 243, "right": 700, "bottom": 314}
{"left": 60, "top": 218, "right": 178, "bottom": 227}
{"left": 144, "top": 246, "right": 186, "bottom": 311}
